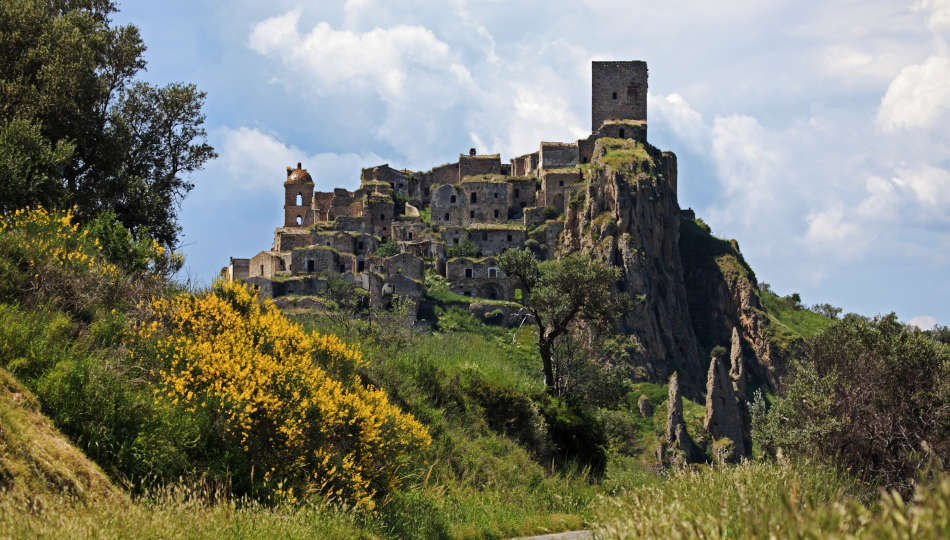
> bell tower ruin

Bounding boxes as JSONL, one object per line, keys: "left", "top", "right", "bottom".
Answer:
{"left": 591, "top": 60, "right": 648, "bottom": 132}
{"left": 283, "top": 162, "right": 314, "bottom": 227}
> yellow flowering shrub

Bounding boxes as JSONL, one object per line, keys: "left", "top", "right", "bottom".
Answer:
{"left": 133, "top": 280, "right": 430, "bottom": 507}
{"left": 0, "top": 207, "right": 174, "bottom": 314}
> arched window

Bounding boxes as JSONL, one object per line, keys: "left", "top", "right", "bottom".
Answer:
{"left": 470, "top": 192, "right": 477, "bottom": 204}
{"left": 296, "top": 193, "right": 303, "bottom": 206}
{"left": 450, "top": 195, "right": 456, "bottom": 204}
{"left": 296, "top": 215, "right": 302, "bottom": 225}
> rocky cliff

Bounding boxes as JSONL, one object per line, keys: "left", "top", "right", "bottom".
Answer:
{"left": 559, "top": 137, "right": 783, "bottom": 396}
{"left": 561, "top": 138, "right": 706, "bottom": 396}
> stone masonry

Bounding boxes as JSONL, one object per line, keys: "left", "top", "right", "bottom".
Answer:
{"left": 226, "top": 60, "right": 663, "bottom": 310}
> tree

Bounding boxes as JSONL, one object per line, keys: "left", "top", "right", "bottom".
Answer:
{"left": 446, "top": 238, "right": 478, "bottom": 258}
{"left": 811, "top": 303, "right": 842, "bottom": 319}
{"left": 0, "top": 0, "right": 215, "bottom": 247}
{"left": 498, "top": 248, "right": 630, "bottom": 390}
{"left": 753, "top": 313, "right": 950, "bottom": 494}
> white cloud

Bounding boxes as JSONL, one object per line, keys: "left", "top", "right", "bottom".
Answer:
{"left": 908, "top": 314, "right": 938, "bottom": 330}
{"left": 892, "top": 164, "right": 950, "bottom": 207}
{"left": 648, "top": 92, "right": 707, "bottom": 153}
{"left": 709, "top": 114, "right": 780, "bottom": 218}
{"left": 213, "top": 127, "right": 382, "bottom": 193}
{"left": 802, "top": 206, "right": 864, "bottom": 258}
{"left": 877, "top": 55, "right": 950, "bottom": 131}
{"left": 249, "top": 11, "right": 453, "bottom": 97}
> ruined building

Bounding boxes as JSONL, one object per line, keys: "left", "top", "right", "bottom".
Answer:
{"left": 227, "top": 60, "right": 655, "bottom": 310}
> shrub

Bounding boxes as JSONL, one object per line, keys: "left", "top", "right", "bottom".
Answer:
{"left": 133, "top": 280, "right": 431, "bottom": 507}
{"left": 753, "top": 313, "right": 950, "bottom": 494}
{"left": 542, "top": 206, "right": 560, "bottom": 220}
{"left": 446, "top": 238, "right": 478, "bottom": 259}
{"left": 374, "top": 240, "right": 400, "bottom": 258}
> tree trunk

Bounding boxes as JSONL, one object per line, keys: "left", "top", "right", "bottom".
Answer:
{"left": 539, "top": 340, "right": 555, "bottom": 391}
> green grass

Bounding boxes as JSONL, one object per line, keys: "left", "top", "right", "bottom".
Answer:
{"left": 760, "top": 290, "right": 833, "bottom": 340}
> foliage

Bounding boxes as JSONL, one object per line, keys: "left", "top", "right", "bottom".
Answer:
{"left": 498, "top": 248, "right": 630, "bottom": 390}
{"left": 373, "top": 239, "right": 401, "bottom": 258}
{"left": 541, "top": 206, "right": 560, "bottom": 220}
{"left": 0, "top": 207, "right": 175, "bottom": 317}
{"left": 393, "top": 193, "right": 408, "bottom": 216}
{"left": 0, "top": 0, "right": 216, "bottom": 246}
{"left": 811, "top": 302, "right": 842, "bottom": 319}
{"left": 317, "top": 272, "right": 367, "bottom": 331}
{"left": 133, "top": 281, "right": 431, "bottom": 507}
{"left": 445, "top": 238, "right": 478, "bottom": 259}
{"left": 753, "top": 313, "right": 950, "bottom": 494}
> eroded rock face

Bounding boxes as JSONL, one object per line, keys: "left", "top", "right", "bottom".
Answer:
{"left": 703, "top": 328, "right": 752, "bottom": 461}
{"left": 660, "top": 372, "right": 702, "bottom": 465}
{"left": 561, "top": 140, "right": 704, "bottom": 397}
{"left": 679, "top": 222, "right": 783, "bottom": 390}
{"left": 637, "top": 394, "right": 653, "bottom": 417}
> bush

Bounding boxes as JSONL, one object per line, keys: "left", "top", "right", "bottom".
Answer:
{"left": 753, "top": 313, "right": 950, "bottom": 494}
{"left": 542, "top": 206, "right": 560, "bottom": 220}
{"left": 539, "top": 397, "right": 607, "bottom": 475}
{"left": 374, "top": 240, "right": 401, "bottom": 258}
{"left": 133, "top": 280, "right": 431, "bottom": 507}
{"left": 446, "top": 238, "right": 478, "bottom": 259}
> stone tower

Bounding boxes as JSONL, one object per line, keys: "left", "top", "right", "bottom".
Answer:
{"left": 284, "top": 162, "right": 314, "bottom": 227}
{"left": 591, "top": 61, "right": 648, "bottom": 132}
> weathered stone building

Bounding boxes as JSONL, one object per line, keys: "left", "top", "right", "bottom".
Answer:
{"left": 227, "top": 60, "right": 659, "bottom": 310}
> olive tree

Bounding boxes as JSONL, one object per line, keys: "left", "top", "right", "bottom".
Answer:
{"left": 498, "top": 248, "right": 630, "bottom": 391}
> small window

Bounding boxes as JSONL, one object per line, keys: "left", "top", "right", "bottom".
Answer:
{"left": 339, "top": 265, "right": 345, "bottom": 273}
{"left": 559, "top": 181, "right": 564, "bottom": 187}
{"left": 494, "top": 192, "right": 498, "bottom": 198}
{"left": 296, "top": 193, "right": 303, "bottom": 205}
{"left": 408, "top": 231, "right": 413, "bottom": 240}
{"left": 424, "top": 188, "right": 430, "bottom": 196}
{"left": 357, "top": 260, "right": 365, "bottom": 272}
{"left": 619, "top": 128, "right": 625, "bottom": 138}
{"left": 514, "top": 188, "right": 520, "bottom": 198}
{"left": 260, "top": 264, "right": 264, "bottom": 275}
{"left": 612, "top": 91, "right": 618, "bottom": 99}
{"left": 482, "top": 231, "right": 488, "bottom": 240}
{"left": 469, "top": 210, "right": 475, "bottom": 219}
{"left": 493, "top": 209, "right": 499, "bottom": 218}
{"left": 444, "top": 213, "right": 450, "bottom": 220}
{"left": 507, "top": 234, "right": 512, "bottom": 242}
{"left": 488, "top": 268, "right": 497, "bottom": 279}
{"left": 470, "top": 193, "right": 477, "bottom": 203}
{"left": 307, "top": 260, "right": 314, "bottom": 272}
{"left": 380, "top": 214, "right": 385, "bottom": 220}
{"left": 453, "top": 238, "right": 460, "bottom": 245}
{"left": 465, "top": 268, "right": 473, "bottom": 278}
{"left": 296, "top": 215, "right": 302, "bottom": 225}
{"left": 358, "top": 241, "right": 364, "bottom": 250}
{"left": 450, "top": 195, "right": 456, "bottom": 204}
{"left": 463, "top": 291, "right": 471, "bottom": 296}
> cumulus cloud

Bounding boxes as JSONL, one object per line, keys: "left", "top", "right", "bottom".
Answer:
{"left": 908, "top": 314, "right": 938, "bottom": 330}
{"left": 648, "top": 92, "right": 707, "bottom": 153}
{"left": 212, "top": 127, "right": 382, "bottom": 193}
{"left": 877, "top": 55, "right": 950, "bottom": 131}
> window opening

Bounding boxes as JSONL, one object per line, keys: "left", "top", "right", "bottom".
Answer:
{"left": 465, "top": 268, "right": 473, "bottom": 278}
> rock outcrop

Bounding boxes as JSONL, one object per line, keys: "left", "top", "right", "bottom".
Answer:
{"left": 637, "top": 394, "right": 653, "bottom": 417}
{"left": 679, "top": 218, "right": 784, "bottom": 389}
{"left": 656, "top": 372, "right": 703, "bottom": 466}
{"left": 561, "top": 138, "right": 705, "bottom": 397}
{"left": 703, "top": 328, "right": 752, "bottom": 461}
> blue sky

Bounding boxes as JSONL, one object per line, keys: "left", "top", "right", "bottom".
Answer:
{"left": 114, "top": 1, "right": 950, "bottom": 329}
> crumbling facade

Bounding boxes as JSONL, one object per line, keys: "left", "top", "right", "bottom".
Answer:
{"left": 227, "top": 61, "right": 662, "bottom": 309}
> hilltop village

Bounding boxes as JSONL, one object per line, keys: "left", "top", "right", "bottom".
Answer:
{"left": 227, "top": 61, "right": 674, "bottom": 313}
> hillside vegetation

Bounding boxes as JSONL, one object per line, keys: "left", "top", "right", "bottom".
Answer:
{"left": 1, "top": 207, "right": 950, "bottom": 539}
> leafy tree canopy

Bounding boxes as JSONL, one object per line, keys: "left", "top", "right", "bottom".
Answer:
{"left": 499, "top": 248, "right": 630, "bottom": 390}
{"left": 0, "top": 0, "right": 216, "bottom": 247}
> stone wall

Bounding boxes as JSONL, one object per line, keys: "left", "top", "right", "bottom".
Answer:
{"left": 540, "top": 170, "right": 582, "bottom": 210}
{"left": 599, "top": 119, "right": 647, "bottom": 143}
{"left": 539, "top": 142, "right": 579, "bottom": 170}
{"left": 459, "top": 153, "right": 502, "bottom": 178}
{"left": 459, "top": 180, "right": 508, "bottom": 225}
{"left": 228, "top": 257, "right": 249, "bottom": 281}
{"left": 592, "top": 60, "right": 648, "bottom": 131}
{"left": 446, "top": 257, "right": 511, "bottom": 300}
{"left": 507, "top": 177, "right": 537, "bottom": 218}
{"left": 468, "top": 225, "right": 525, "bottom": 256}
{"left": 249, "top": 250, "right": 290, "bottom": 278}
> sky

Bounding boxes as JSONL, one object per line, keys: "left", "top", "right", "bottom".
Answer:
{"left": 113, "top": 0, "right": 950, "bottom": 329}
